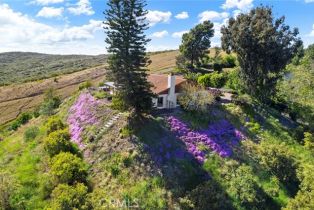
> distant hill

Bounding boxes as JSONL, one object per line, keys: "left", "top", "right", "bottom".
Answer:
{"left": 0, "top": 52, "right": 108, "bottom": 86}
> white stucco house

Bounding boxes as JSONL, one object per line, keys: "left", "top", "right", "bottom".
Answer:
{"left": 100, "top": 74, "right": 186, "bottom": 109}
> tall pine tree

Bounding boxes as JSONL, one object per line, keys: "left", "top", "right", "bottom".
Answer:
{"left": 105, "top": 0, "right": 154, "bottom": 115}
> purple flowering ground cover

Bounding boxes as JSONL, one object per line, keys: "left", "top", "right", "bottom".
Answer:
{"left": 67, "top": 92, "right": 102, "bottom": 148}
{"left": 166, "top": 116, "right": 246, "bottom": 163}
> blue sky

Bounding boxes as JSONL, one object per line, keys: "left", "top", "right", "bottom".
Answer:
{"left": 0, "top": 0, "right": 313, "bottom": 55}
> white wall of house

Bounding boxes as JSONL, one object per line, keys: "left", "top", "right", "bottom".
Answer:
{"left": 152, "top": 93, "right": 181, "bottom": 109}
{"left": 152, "top": 75, "right": 182, "bottom": 109}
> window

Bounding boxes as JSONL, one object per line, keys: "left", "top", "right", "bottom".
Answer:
{"left": 157, "top": 97, "right": 163, "bottom": 107}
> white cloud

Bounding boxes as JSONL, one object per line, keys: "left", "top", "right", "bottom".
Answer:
{"left": 68, "top": 0, "right": 94, "bottom": 16}
{"left": 172, "top": 30, "right": 189, "bottom": 38}
{"left": 33, "top": 0, "right": 64, "bottom": 5}
{"left": 232, "top": 9, "right": 242, "bottom": 18}
{"left": 0, "top": 4, "right": 103, "bottom": 54}
{"left": 150, "top": 30, "right": 169, "bottom": 38}
{"left": 305, "top": 0, "right": 314, "bottom": 2}
{"left": 175, "top": 11, "right": 189, "bottom": 19}
{"left": 36, "top": 7, "right": 64, "bottom": 18}
{"left": 146, "top": 10, "right": 171, "bottom": 26}
{"left": 221, "top": 0, "right": 253, "bottom": 11}
{"left": 198, "top": 11, "right": 229, "bottom": 22}
{"left": 309, "top": 24, "right": 314, "bottom": 36}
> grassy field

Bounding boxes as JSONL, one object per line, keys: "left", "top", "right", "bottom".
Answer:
{"left": 0, "top": 66, "right": 106, "bottom": 124}
{"left": 0, "top": 52, "right": 107, "bottom": 86}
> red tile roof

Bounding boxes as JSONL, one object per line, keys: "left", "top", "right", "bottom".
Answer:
{"left": 148, "top": 74, "right": 186, "bottom": 95}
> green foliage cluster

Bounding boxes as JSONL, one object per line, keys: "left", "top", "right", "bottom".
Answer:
{"left": 225, "top": 68, "right": 243, "bottom": 91}
{"left": 44, "top": 129, "right": 78, "bottom": 157}
{"left": 93, "top": 90, "right": 110, "bottom": 99}
{"left": 256, "top": 142, "right": 298, "bottom": 183}
{"left": 179, "top": 21, "right": 214, "bottom": 68}
{"left": 0, "top": 172, "right": 19, "bottom": 210}
{"left": 50, "top": 152, "right": 87, "bottom": 185}
{"left": 124, "top": 177, "right": 168, "bottom": 209}
{"left": 24, "top": 126, "right": 40, "bottom": 142}
{"left": 197, "top": 72, "right": 225, "bottom": 88}
{"left": 306, "top": 44, "right": 314, "bottom": 60}
{"left": 303, "top": 132, "right": 314, "bottom": 151}
{"left": 0, "top": 52, "right": 107, "bottom": 86}
{"left": 222, "top": 6, "right": 302, "bottom": 102}
{"left": 40, "top": 89, "right": 61, "bottom": 116}
{"left": 9, "top": 112, "right": 33, "bottom": 131}
{"left": 78, "top": 81, "right": 92, "bottom": 90}
{"left": 45, "top": 117, "right": 67, "bottom": 135}
{"left": 49, "top": 183, "right": 91, "bottom": 210}
{"left": 178, "top": 84, "right": 215, "bottom": 114}
{"left": 276, "top": 55, "right": 314, "bottom": 128}
{"left": 220, "top": 161, "right": 264, "bottom": 208}
{"left": 180, "top": 179, "right": 233, "bottom": 210}
{"left": 284, "top": 164, "right": 314, "bottom": 209}
{"left": 41, "top": 115, "right": 90, "bottom": 209}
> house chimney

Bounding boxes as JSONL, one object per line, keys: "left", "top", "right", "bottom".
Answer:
{"left": 168, "top": 73, "right": 176, "bottom": 96}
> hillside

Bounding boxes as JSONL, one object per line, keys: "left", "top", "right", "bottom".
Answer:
{"left": 0, "top": 52, "right": 108, "bottom": 86}
{"left": 0, "top": 66, "right": 106, "bottom": 124}
{"left": 0, "top": 50, "right": 179, "bottom": 124}
{"left": 1, "top": 88, "right": 313, "bottom": 209}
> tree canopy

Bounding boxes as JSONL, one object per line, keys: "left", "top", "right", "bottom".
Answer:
{"left": 105, "top": 0, "right": 154, "bottom": 115}
{"left": 221, "top": 6, "right": 302, "bottom": 102}
{"left": 179, "top": 21, "right": 215, "bottom": 68}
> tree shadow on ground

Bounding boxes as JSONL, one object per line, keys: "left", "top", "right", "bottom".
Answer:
{"left": 134, "top": 116, "right": 235, "bottom": 210}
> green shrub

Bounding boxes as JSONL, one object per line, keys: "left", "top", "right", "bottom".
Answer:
{"left": 50, "top": 183, "right": 91, "bottom": 210}
{"left": 183, "top": 72, "right": 202, "bottom": 82}
{"left": 284, "top": 164, "right": 314, "bottom": 210}
{"left": 222, "top": 54, "right": 237, "bottom": 67}
{"left": 40, "top": 89, "right": 61, "bottom": 116}
{"left": 197, "top": 72, "right": 225, "bottom": 88}
{"left": 197, "top": 74, "right": 211, "bottom": 87}
{"left": 256, "top": 142, "right": 298, "bottom": 183}
{"left": 225, "top": 68, "right": 242, "bottom": 91}
{"left": 44, "top": 129, "right": 78, "bottom": 157}
{"left": 210, "top": 72, "right": 225, "bottom": 88}
{"left": 45, "top": 117, "right": 66, "bottom": 135}
{"left": 124, "top": 177, "right": 167, "bottom": 209}
{"left": 9, "top": 112, "right": 33, "bottom": 131}
{"left": 93, "top": 91, "right": 109, "bottom": 99}
{"left": 181, "top": 179, "right": 233, "bottom": 210}
{"left": 303, "top": 132, "right": 314, "bottom": 151}
{"left": 120, "top": 126, "right": 134, "bottom": 138}
{"left": 0, "top": 172, "right": 19, "bottom": 210}
{"left": 265, "top": 176, "right": 280, "bottom": 197}
{"left": 50, "top": 152, "right": 87, "bottom": 185}
{"left": 9, "top": 121, "right": 21, "bottom": 131}
{"left": 18, "top": 113, "right": 32, "bottom": 125}
{"left": 79, "top": 81, "right": 92, "bottom": 90}
{"left": 24, "top": 126, "right": 40, "bottom": 142}
{"left": 111, "top": 95, "right": 128, "bottom": 111}
{"left": 178, "top": 84, "right": 215, "bottom": 114}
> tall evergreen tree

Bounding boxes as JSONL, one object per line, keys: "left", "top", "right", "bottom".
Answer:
{"left": 221, "top": 6, "right": 302, "bottom": 102}
{"left": 105, "top": 0, "right": 154, "bottom": 115}
{"left": 179, "top": 21, "right": 215, "bottom": 68}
